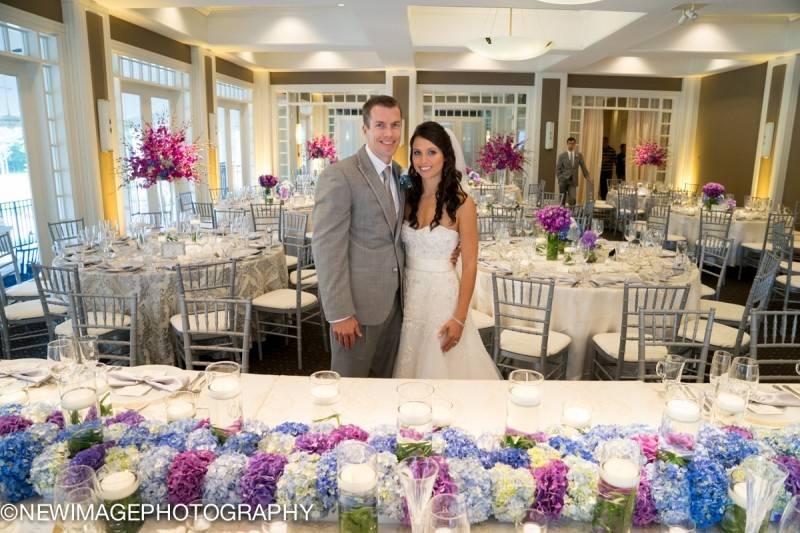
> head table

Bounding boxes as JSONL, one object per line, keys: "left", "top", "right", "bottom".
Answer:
{"left": 3, "top": 369, "right": 799, "bottom": 532}
{"left": 472, "top": 239, "right": 702, "bottom": 379}
{"left": 54, "top": 234, "right": 288, "bottom": 365}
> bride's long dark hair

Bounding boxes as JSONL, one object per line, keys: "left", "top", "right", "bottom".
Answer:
{"left": 407, "top": 121, "right": 466, "bottom": 230}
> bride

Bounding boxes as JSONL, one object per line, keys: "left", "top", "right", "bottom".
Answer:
{"left": 393, "top": 121, "right": 500, "bottom": 380}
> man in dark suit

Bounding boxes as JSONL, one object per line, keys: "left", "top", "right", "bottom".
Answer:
{"left": 600, "top": 137, "right": 616, "bottom": 200}
{"left": 555, "top": 137, "right": 591, "bottom": 206}
{"left": 616, "top": 143, "right": 627, "bottom": 183}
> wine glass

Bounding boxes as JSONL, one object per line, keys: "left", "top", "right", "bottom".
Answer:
{"left": 520, "top": 218, "right": 534, "bottom": 239}
{"left": 709, "top": 351, "right": 732, "bottom": 392}
{"left": 779, "top": 495, "right": 800, "bottom": 533}
{"left": 624, "top": 222, "right": 637, "bottom": 244}
{"left": 729, "top": 356, "right": 759, "bottom": 399}
{"left": 591, "top": 218, "right": 604, "bottom": 239}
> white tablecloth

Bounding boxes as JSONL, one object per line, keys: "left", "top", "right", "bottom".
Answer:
{"left": 6, "top": 371, "right": 799, "bottom": 532}
{"left": 605, "top": 189, "right": 648, "bottom": 211}
{"left": 668, "top": 208, "right": 768, "bottom": 266}
{"left": 472, "top": 242, "right": 702, "bottom": 379}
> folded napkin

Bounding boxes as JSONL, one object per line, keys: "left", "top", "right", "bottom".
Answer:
{"left": 0, "top": 366, "right": 50, "bottom": 385}
{"left": 751, "top": 390, "right": 800, "bottom": 408}
{"left": 108, "top": 370, "right": 188, "bottom": 392}
{"left": 593, "top": 273, "right": 629, "bottom": 286}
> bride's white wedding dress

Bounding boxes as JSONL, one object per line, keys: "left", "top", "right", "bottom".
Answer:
{"left": 393, "top": 221, "right": 501, "bottom": 379}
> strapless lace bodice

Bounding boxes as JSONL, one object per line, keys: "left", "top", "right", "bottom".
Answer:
{"left": 401, "top": 222, "right": 459, "bottom": 261}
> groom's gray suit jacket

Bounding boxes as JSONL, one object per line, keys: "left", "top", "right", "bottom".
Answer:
{"left": 312, "top": 146, "right": 406, "bottom": 326}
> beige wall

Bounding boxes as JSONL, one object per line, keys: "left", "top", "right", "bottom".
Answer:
{"left": 694, "top": 63, "right": 767, "bottom": 202}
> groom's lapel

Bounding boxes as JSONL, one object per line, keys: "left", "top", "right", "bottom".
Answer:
{"left": 355, "top": 146, "right": 396, "bottom": 234}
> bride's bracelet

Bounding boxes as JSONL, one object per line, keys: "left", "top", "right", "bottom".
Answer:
{"left": 451, "top": 316, "right": 465, "bottom": 327}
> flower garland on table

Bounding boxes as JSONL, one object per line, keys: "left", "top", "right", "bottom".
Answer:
{"left": 306, "top": 135, "right": 338, "bottom": 163}
{"left": 633, "top": 142, "right": 667, "bottom": 168}
{"left": 2, "top": 402, "right": 800, "bottom": 530}
{"left": 119, "top": 121, "right": 202, "bottom": 189}
{"left": 476, "top": 134, "right": 526, "bottom": 174}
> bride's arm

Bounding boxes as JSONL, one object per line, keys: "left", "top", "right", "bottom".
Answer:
{"left": 454, "top": 196, "right": 479, "bottom": 323}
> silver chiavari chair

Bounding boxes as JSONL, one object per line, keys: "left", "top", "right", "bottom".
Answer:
{"left": 525, "top": 182, "right": 544, "bottom": 206}
{"left": 749, "top": 309, "right": 800, "bottom": 382}
{"left": 132, "top": 212, "right": 165, "bottom": 230}
{"left": 771, "top": 223, "right": 800, "bottom": 309}
{"left": 178, "top": 297, "right": 252, "bottom": 372}
{"left": 192, "top": 202, "right": 217, "bottom": 229}
{"left": 490, "top": 205, "right": 519, "bottom": 234}
{"left": 34, "top": 263, "right": 81, "bottom": 340}
{"left": 208, "top": 188, "right": 228, "bottom": 203}
{"left": 491, "top": 274, "right": 572, "bottom": 379}
{"left": 48, "top": 218, "right": 85, "bottom": 250}
{"left": 477, "top": 216, "right": 495, "bottom": 241}
{"left": 0, "top": 279, "right": 51, "bottom": 357}
{"left": 215, "top": 209, "right": 248, "bottom": 233}
{"left": 698, "top": 236, "right": 733, "bottom": 300}
{"left": 251, "top": 203, "right": 283, "bottom": 235}
{"left": 179, "top": 192, "right": 195, "bottom": 214}
{"left": 615, "top": 187, "right": 644, "bottom": 233}
{"left": 0, "top": 232, "right": 38, "bottom": 302}
{"left": 68, "top": 293, "right": 139, "bottom": 366}
{"left": 738, "top": 212, "right": 794, "bottom": 279}
{"left": 281, "top": 211, "right": 309, "bottom": 270}
{"left": 539, "top": 191, "right": 561, "bottom": 206}
{"left": 592, "top": 283, "right": 690, "bottom": 380}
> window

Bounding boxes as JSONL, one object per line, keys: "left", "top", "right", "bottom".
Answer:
{"left": 420, "top": 88, "right": 530, "bottom": 169}
{"left": 216, "top": 79, "right": 253, "bottom": 190}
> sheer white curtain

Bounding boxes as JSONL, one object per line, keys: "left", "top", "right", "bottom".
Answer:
{"left": 625, "top": 110, "right": 659, "bottom": 183}
{"left": 579, "top": 109, "right": 603, "bottom": 202}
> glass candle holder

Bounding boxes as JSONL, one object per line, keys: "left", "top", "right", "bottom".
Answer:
{"left": 659, "top": 389, "right": 701, "bottom": 459}
{"left": 506, "top": 370, "right": 544, "bottom": 435}
{"left": 593, "top": 439, "right": 643, "bottom": 533}
{"left": 59, "top": 365, "right": 99, "bottom": 426}
{"left": 432, "top": 396, "right": 453, "bottom": 429}
{"left": 561, "top": 401, "right": 592, "bottom": 430}
{"left": 309, "top": 370, "right": 340, "bottom": 406}
{"left": 205, "top": 361, "right": 242, "bottom": 431}
{"left": 93, "top": 362, "right": 112, "bottom": 417}
{"left": 337, "top": 441, "right": 378, "bottom": 533}
{"left": 516, "top": 508, "right": 548, "bottom": 533}
{"left": 713, "top": 378, "right": 749, "bottom": 426}
{"left": 97, "top": 466, "right": 144, "bottom": 533}
{"left": 397, "top": 382, "right": 434, "bottom": 443}
{"left": 166, "top": 391, "right": 197, "bottom": 422}
{"left": 425, "top": 493, "right": 469, "bottom": 532}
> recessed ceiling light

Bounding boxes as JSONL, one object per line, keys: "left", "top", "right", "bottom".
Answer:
{"left": 337, "top": 3, "right": 345, "bottom": 6}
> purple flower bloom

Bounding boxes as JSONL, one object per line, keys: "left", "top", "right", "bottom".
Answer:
{"left": 774, "top": 455, "right": 800, "bottom": 496}
{"left": 294, "top": 432, "right": 331, "bottom": 455}
{"left": 531, "top": 459, "right": 569, "bottom": 520}
{"left": 631, "top": 434, "right": 659, "bottom": 463}
{"left": 0, "top": 415, "right": 32, "bottom": 436}
{"left": 46, "top": 411, "right": 65, "bottom": 429}
{"left": 633, "top": 467, "right": 658, "bottom": 526}
{"left": 702, "top": 182, "right": 725, "bottom": 199}
{"left": 633, "top": 143, "right": 667, "bottom": 167}
{"left": 664, "top": 432, "right": 695, "bottom": 451}
{"left": 536, "top": 205, "right": 572, "bottom": 235}
{"left": 167, "top": 450, "right": 215, "bottom": 505}
{"left": 70, "top": 442, "right": 113, "bottom": 471}
{"left": 105, "top": 411, "right": 145, "bottom": 427}
{"left": 194, "top": 419, "right": 211, "bottom": 430}
{"left": 327, "top": 424, "right": 369, "bottom": 449}
{"left": 258, "top": 174, "right": 278, "bottom": 189}
{"left": 240, "top": 453, "right": 288, "bottom": 509}
{"left": 403, "top": 455, "right": 457, "bottom": 525}
{"left": 476, "top": 135, "right": 526, "bottom": 173}
{"left": 580, "top": 230, "right": 598, "bottom": 250}
{"left": 306, "top": 136, "right": 338, "bottom": 163}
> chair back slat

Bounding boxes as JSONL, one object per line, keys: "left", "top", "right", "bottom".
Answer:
{"left": 192, "top": 202, "right": 217, "bottom": 229}
{"left": 749, "top": 309, "right": 800, "bottom": 381}
{"left": 698, "top": 236, "right": 733, "bottom": 300}
{"left": 176, "top": 260, "right": 237, "bottom": 299}
{"left": 179, "top": 297, "right": 252, "bottom": 372}
{"left": 251, "top": 203, "right": 283, "bottom": 234}
{"left": 48, "top": 218, "right": 85, "bottom": 248}
{"left": 638, "top": 308, "right": 715, "bottom": 382}
{"left": 71, "top": 292, "right": 139, "bottom": 365}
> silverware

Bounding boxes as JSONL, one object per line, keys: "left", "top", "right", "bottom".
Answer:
{"left": 775, "top": 384, "right": 800, "bottom": 401}
{"left": 184, "top": 372, "right": 206, "bottom": 393}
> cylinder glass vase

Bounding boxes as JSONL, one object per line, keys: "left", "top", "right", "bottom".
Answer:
{"left": 546, "top": 233, "right": 559, "bottom": 261}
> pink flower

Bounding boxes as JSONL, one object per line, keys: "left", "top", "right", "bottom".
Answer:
{"left": 120, "top": 121, "right": 201, "bottom": 189}
{"left": 633, "top": 143, "right": 667, "bottom": 168}
{"left": 306, "top": 135, "right": 338, "bottom": 163}
{"left": 476, "top": 135, "right": 526, "bottom": 174}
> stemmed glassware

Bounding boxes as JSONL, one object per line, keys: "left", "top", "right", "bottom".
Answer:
{"left": 425, "top": 493, "right": 470, "bottom": 532}
{"left": 591, "top": 218, "right": 604, "bottom": 239}
{"left": 398, "top": 457, "right": 439, "bottom": 533}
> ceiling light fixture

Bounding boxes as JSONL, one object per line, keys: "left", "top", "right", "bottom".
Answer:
{"left": 337, "top": 3, "right": 345, "bottom": 6}
{"left": 678, "top": 4, "right": 698, "bottom": 25}
{"left": 466, "top": 8, "right": 553, "bottom": 61}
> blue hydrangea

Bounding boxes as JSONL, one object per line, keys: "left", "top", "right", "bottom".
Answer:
{"left": 28, "top": 422, "right": 60, "bottom": 444}
{"left": 688, "top": 455, "right": 727, "bottom": 528}
{"left": 0, "top": 432, "right": 45, "bottom": 502}
{"left": 481, "top": 447, "right": 530, "bottom": 469}
{"left": 118, "top": 424, "right": 155, "bottom": 449}
{"left": 242, "top": 420, "right": 269, "bottom": 436}
{"left": 581, "top": 425, "right": 624, "bottom": 454}
{"left": 222, "top": 432, "right": 261, "bottom": 456}
{"left": 697, "top": 425, "right": 759, "bottom": 469}
{"left": 56, "top": 420, "right": 102, "bottom": 442}
{"left": 315, "top": 451, "right": 338, "bottom": 515}
{"left": 203, "top": 452, "right": 248, "bottom": 505}
{"left": 271, "top": 422, "right": 309, "bottom": 437}
{"left": 437, "top": 428, "right": 481, "bottom": 459}
{"left": 138, "top": 445, "right": 178, "bottom": 505}
{"left": 186, "top": 428, "right": 219, "bottom": 452}
{"left": 375, "top": 452, "right": 403, "bottom": 521}
{"left": 0, "top": 403, "right": 22, "bottom": 417}
{"left": 367, "top": 434, "right": 396, "bottom": 455}
{"left": 548, "top": 436, "right": 594, "bottom": 462}
{"left": 30, "top": 441, "right": 68, "bottom": 500}
{"left": 154, "top": 430, "right": 188, "bottom": 451}
{"left": 448, "top": 457, "right": 492, "bottom": 523}
{"left": 648, "top": 460, "right": 691, "bottom": 524}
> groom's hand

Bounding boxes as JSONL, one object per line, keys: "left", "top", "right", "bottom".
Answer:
{"left": 332, "top": 316, "right": 362, "bottom": 349}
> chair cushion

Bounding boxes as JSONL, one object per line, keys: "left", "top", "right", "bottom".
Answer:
{"left": 55, "top": 312, "right": 132, "bottom": 337}
{"left": 698, "top": 300, "right": 745, "bottom": 323}
{"left": 4, "top": 300, "right": 67, "bottom": 321}
{"left": 253, "top": 289, "right": 317, "bottom": 310}
{"left": 700, "top": 284, "right": 717, "bottom": 298}
{"left": 285, "top": 255, "right": 298, "bottom": 268}
{"left": 170, "top": 311, "right": 229, "bottom": 333}
{"left": 741, "top": 241, "right": 770, "bottom": 252}
{"left": 594, "top": 201, "right": 614, "bottom": 210}
{"left": 499, "top": 326, "right": 571, "bottom": 357}
{"left": 592, "top": 332, "right": 668, "bottom": 362}
{"left": 667, "top": 234, "right": 687, "bottom": 242}
{"left": 5, "top": 279, "right": 39, "bottom": 299}
{"left": 469, "top": 309, "right": 494, "bottom": 330}
{"left": 776, "top": 275, "right": 800, "bottom": 289}
{"left": 289, "top": 269, "right": 318, "bottom": 286}
{"left": 780, "top": 260, "right": 800, "bottom": 274}
{"left": 685, "top": 319, "right": 749, "bottom": 349}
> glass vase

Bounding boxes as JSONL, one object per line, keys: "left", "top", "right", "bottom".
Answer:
{"left": 592, "top": 439, "right": 642, "bottom": 533}
{"left": 496, "top": 168, "right": 507, "bottom": 206}
{"left": 337, "top": 441, "right": 378, "bottom": 533}
{"left": 546, "top": 233, "right": 559, "bottom": 261}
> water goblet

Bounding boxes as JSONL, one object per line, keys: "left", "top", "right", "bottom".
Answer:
{"left": 729, "top": 356, "right": 759, "bottom": 398}
{"left": 591, "top": 218, "right": 604, "bottom": 239}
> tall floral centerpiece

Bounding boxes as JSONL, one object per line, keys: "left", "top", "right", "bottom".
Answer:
{"left": 119, "top": 121, "right": 201, "bottom": 218}
{"left": 258, "top": 174, "right": 278, "bottom": 204}
{"left": 306, "top": 135, "right": 338, "bottom": 177}
{"left": 476, "top": 134, "right": 526, "bottom": 205}
{"left": 702, "top": 182, "right": 726, "bottom": 210}
{"left": 633, "top": 143, "right": 667, "bottom": 168}
{"left": 537, "top": 205, "right": 572, "bottom": 261}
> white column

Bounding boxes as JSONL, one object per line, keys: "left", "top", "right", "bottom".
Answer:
{"left": 768, "top": 54, "right": 800, "bottom": 204}
{"left": 60, "top": 0, "right": 103, "bottom": 225}
{"left": 672, "top": 77, "right": 701, "bottom": 189}
{"left": 253, "top": 70, "right": 272, "bottom": 175}
{"left": 189, "top": 46, "right": 210, "bottom": 201}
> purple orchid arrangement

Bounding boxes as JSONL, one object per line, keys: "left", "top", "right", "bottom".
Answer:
{"left": 306, "top": 135, "right": 338, "bottom": 163}
{"left": 702, "top": 182, "right": 726, "bottom": 208}
{"left": 258, "top": 174, "right": 278, "bottom": 189}
{"left": 476, "top": 134, "right": 526, "bottom": 174}
{"left": 536, "top": 205, "right": 572, "bottom": 236}
{"left": 633, "top": 143, "right": 667, "bottom": 167}
{"left": 120, "top": 121, "right": 201, "bottom": 189}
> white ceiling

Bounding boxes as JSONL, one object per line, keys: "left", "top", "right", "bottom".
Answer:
{"left": 98, "top": 0, "right": 800, "bottom": 78}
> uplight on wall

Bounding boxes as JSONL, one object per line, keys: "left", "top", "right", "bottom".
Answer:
{"left": 761, "top": 122, "right": 774, "bottom": 157}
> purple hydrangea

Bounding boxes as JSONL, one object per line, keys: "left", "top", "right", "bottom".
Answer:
{"left": 536, "top": 205, "right": 572, "bottom": 235}
{"left": 403, "top": 455, "right": 457, "bottom": 525}
{"left": 46, "top": 411, "right": 65, "bottom": 429}
{"left": 70, "top": 442, "right": 113, "bottom": 471}
{"left": 327, "top": 424, "right": 368, "bottom": 449}
{"left": 580, "top": 230, "right": 598, "bottom": 250}
{"left": 633, "top": 467, "right": 658, "bottom": 526}
{"left": 702, "top": 182, "right": 725, "bottom": 198}
{"left": 774, "top": 455, "right": 800, "bottom": 496}
{"left": 723, "top": 426, "right": 753, "bottom": 440}
{"left": 258, "top": 174, "right": 278, "bottom": 189}
{"left": 630, "top": 434, "right": 659, "bottom": 464}
{"left": 531, "top": 459, "right": 569, "bottom": 520}
{"left": 105, "top": 411, "right": 145, "bottom": 427}
{"left": 240, "top": 453, "right": 288, "bottom": 508}
{"left": 0, "top": 415, "right": 33, "bottom": 436}
{"left": 167, "top": 450, "right": 216, "bottom": 505}
{"left": 293, "top": 432, "right": 331, "bottom": 455}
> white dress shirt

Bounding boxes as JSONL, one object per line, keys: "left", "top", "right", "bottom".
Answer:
{"left": 365, "top": 144, "right": 400, "bottom": 215}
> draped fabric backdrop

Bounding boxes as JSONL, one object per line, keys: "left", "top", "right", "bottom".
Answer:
{"left": 579, "top": 109, "right": 603, "bottom": 202}
{"left": 625, "top": 110, "right": 660, "bottom": 183}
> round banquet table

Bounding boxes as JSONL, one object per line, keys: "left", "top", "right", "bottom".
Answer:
{"left": 605, "top": 188, "right": 649, "bottom": 211}
{"left": 667, "top": 207, "right": 768, "bottom": 266}
{"left": 55, "top": 238, "right": 288, "bottom": 365}
{"left": 215, "top": 197, "right": 315, "bottom": 233}
{"left": 471, "top": 240, "right": 702, "bottom": 380}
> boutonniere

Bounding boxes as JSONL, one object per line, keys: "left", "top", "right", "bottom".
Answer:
{"left": 398, "top": 173, "right": 412, "bottom": 190}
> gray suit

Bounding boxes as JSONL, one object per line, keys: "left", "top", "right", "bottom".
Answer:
{"left": 556, "top": 150, "right": 590, "bottom": 206}
{"left": 312, "top": 146, "right": 405, "bottom": 377}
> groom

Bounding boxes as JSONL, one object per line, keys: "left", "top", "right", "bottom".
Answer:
{"left": 312, "top": 95, "right": 405, "bottom": 377}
